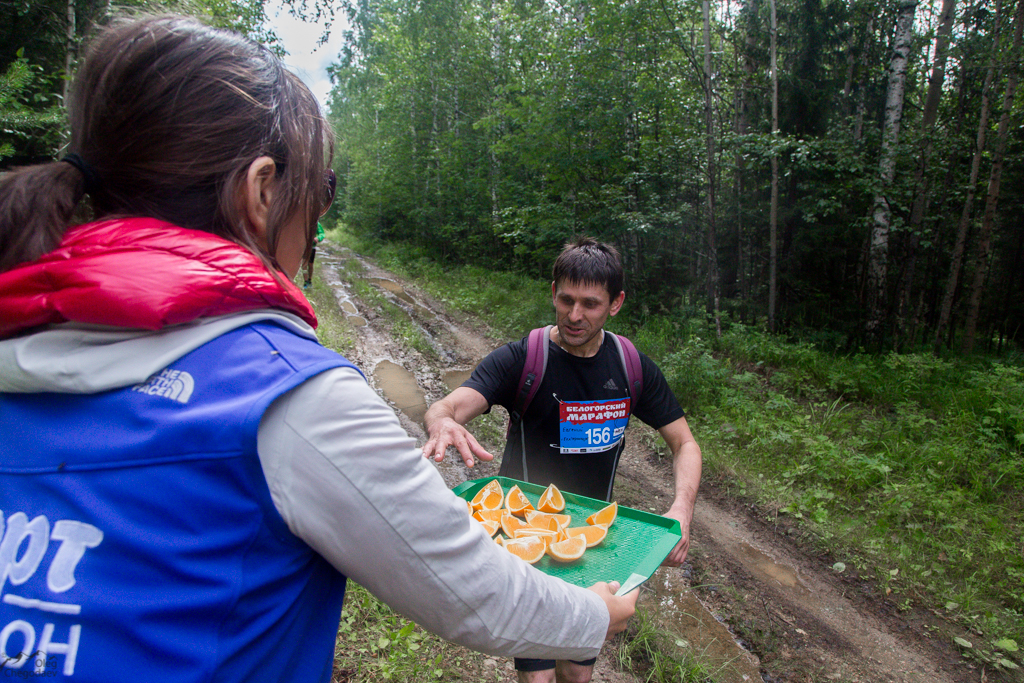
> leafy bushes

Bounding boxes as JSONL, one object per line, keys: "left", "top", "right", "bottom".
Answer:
{"left": 657, "top": 322, "right": 1023, "bottom": 655}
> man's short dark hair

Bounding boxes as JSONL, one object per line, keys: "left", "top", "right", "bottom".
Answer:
{"left": 551, "top": 237, "right": 623, "bottom": 301}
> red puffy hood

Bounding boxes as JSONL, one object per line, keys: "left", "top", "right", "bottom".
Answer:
{"left": 0, "top": 218, "right": 317, "bottom": 338}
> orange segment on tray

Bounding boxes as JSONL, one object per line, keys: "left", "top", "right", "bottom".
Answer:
{"left": 525, "top": 510, "right": 571, "bottom": 529}
{"left": 547, "top": 535, "right": 586, "bottom": 562}
{"left": 505, "top": 485, "right": 534, "bottom": 515}
{"left": 504, "top": 537, "right": 546, "bottom": 564}
{"left": 564, "top": 525, "right": 607, "bottom": 548}
{"left": 477, "top": 519, "right": 501, "bottom": 536}
{"left": 586, "top": 501, "right": 617, "bottom": 527}
{"left": 537, "top": 483, "right": 566, "bottom": 513}
{"left": 474, "top": 508, "right": 505, "bottom": 523}
{"left": 513, "top": 528, "right": 558, "bottom": 549}
{"left": 500, "top": 511, "right": 529, "bottom": 537}
{"left": 523, "top": 513, "right": 560, "bottom": 532}
{"left": 471, "top": 479, "right": 504, "bottom": 511}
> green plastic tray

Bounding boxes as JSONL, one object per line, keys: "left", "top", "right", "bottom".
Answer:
{"left": 453, "top": 476, "right": 680, "bottom": 594}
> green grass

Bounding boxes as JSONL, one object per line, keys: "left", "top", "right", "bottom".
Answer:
{"left": 655, "top": 323, "right": 1023, "bottom": 673}
{"left": 332, "top": 584, "right": 455, "bottom": 682}
{"left": 297, "top": 264, "right": 355, "bottom": 354}
{"left": 613, "top": 607, "right": 717, "bottom": 682}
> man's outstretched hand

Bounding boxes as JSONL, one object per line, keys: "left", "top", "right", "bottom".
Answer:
{"left": 422, "top": 416, "right": 494, "bottom": 468}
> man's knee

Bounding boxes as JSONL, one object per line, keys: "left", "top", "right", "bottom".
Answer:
{"left": 517, "top": 669, "right": 556, "bottom": 683}
{"left": 554, "top": 660, "right": 594, "bottom": 683}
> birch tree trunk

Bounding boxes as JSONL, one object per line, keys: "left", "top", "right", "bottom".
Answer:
{"left": 63, "top": 0, "right": 76, "bottom": 105}
{"left": 963, "top": 0, "right": 1024, "bottom": 353}
{"left": 865, "top": 0, "right": 918, "bottom": 341}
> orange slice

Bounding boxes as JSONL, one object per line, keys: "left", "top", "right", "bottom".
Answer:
{"left": 537, "top": 483, "right": 566, "bottom": 513}
{"left": 525, "top": 510, "right": 571, "bottom": 529}
{"left": 474, "top": 508, "right": 505, "bottom": 523}
{"left": 505, "top": 485, "right": 534, "bottom": 516}
{"left": 466, "top": 500, "right": 473, "bottom": 515}
{"left": 564, "top": 525, "right": 607, "bottom": 547}
{"left": 477, "top": 519, "right": 500, "bottom": 536}
{"left": 471, "top": 480, "right": 504, "bottom": 511}
{"left": 504, "top": 537, "right": 546, "bottom": 564}
{"left": 524, "top": 514, "right": 560, "bottom": 532}
{"left": 586, "top": 502, "right": 617, "bottom": 527}
{"left": 500, "top": 510, "right": 529, "bottom": 537}
{"left": 547, "top": 535, "right": 586, "bottom": 562}
{"left": 513, "top": 528, "right": 558, "bottom": 549}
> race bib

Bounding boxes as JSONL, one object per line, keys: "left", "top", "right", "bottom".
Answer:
{"left": 558, "top": 398, "right": 631, "bottom": 453}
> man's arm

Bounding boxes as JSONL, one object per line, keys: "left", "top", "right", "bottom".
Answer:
{"left": 422, "top": 386, "right": 495, "bottom": 468}
{"left": 657, "top": 416, "right": 702, "bottom": 567}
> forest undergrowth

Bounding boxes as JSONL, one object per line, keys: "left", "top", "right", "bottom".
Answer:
{"left": 333, "top": 230, "right": 1024, "bottom": 676}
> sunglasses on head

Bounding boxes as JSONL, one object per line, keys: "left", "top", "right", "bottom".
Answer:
{"left": 321, "top": 168, "right": 336, "bottom": 217}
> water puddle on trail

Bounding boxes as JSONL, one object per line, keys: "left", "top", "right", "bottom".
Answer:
{"left": 443, "top": 369, "right": 473, "bottom": 393}
{"left": 374, "top": 360, "right": 427, "bottom": 427}
{"left": 645, "top": 577, "right": 761, "bottom": 683}
{"left": 737, "top": 542, "right": 811, "bottom": 595}
{"left": 319, "top": 258, "right": 366, "bottom": 327}
{"left": 340, "top": 300, "right": 366, "bottom": 327}
{"left": 367, "top": 278, "right": 435, "bottom": 319}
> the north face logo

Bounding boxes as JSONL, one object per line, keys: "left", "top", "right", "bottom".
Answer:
{"left": 603, "top": 379, "right": 619, "bottom": 391}
{"left": 132, "top": 368, "right": 195, "bottom": 404}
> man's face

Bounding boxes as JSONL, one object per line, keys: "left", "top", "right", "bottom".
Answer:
{"left": 551, "top": 279, "right": 625, "bottom": 354}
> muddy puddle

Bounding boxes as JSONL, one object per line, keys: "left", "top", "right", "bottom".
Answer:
{"left": 373, "top": 360, "right": 428, "bottom": 426}
{"left": 644, "top": 572, "right": 761, "bottom": 683}
{"left": 737, "top": 542, "right": 810, "bottom": 595}
{"left": 443, "top": 369, "right": 473, "bottom": 393}
{"left": 339, "top": 299, "right": 366, "bottom": 327}
{"left": 317, "top": 256, "right": 367, "bottom": 326}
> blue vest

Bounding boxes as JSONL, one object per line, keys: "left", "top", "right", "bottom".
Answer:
{"left": 0, "top": 322, "right": 358, "bottom": 682}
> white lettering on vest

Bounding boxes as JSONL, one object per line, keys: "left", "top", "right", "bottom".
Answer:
{"left": 48, "top": 522, "right": 103, "bottom": 594}
{"left": 37, "top": 623, "right": 79, "bottom": 675}
{"left": 0, "top": 619, "right": 34, "bottom": 669}
{"left": 0, "top": 514, "right": 49, "bottom": 595}
{"left": 132, "top": 368, "right": 195, "bottom": 404}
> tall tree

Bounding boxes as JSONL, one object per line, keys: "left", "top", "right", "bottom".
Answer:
{"left": 933, "top": 0, "right": 1004, "bottom": 352}
{"left": 703, "top": 0, "right": 721, "bottom": 336}
{"left": 768, "top": 0, "right": 779, "bottom": 332}
{"left": 865, "top": 0, "right": 919, "bottom": 341}
{"left": 963, "top": 0, "right": 1024, "bottom": 352}
{"left": 894, "top": 0, "right": 957, "bottom": 348}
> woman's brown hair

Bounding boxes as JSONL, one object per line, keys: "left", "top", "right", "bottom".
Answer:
{"left": 0, "top": 15, "right": 333, "bottom": 273}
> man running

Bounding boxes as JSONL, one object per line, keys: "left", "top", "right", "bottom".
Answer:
{"left": 423, "top": 237, "right": 702, "bottom": 683}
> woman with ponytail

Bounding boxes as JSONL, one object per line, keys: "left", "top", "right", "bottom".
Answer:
{"left": 0, "top": 16, "right": 634, "bottom": 682}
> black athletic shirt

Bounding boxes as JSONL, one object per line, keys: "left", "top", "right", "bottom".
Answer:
{"left": 463, "top": 331, "right": 685, "bottom": 501}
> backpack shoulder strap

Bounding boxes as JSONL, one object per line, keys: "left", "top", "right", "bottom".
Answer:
{"left": 608, "top": 332, "right": 643, "bottom": 409}
{"left": 511, "top": 325, "right": 552, "bottom": 424}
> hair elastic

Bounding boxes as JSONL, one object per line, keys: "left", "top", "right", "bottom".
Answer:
{"left": 61, "top": 153, "right": 102, "bottom": 195}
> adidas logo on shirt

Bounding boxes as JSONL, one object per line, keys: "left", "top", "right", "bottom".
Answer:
{"left": 603, "top": 379, "right": 619, "bottom": 391}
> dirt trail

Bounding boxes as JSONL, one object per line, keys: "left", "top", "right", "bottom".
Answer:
{"left": 316, "top": 244, "right": 985, "bottom": 683}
